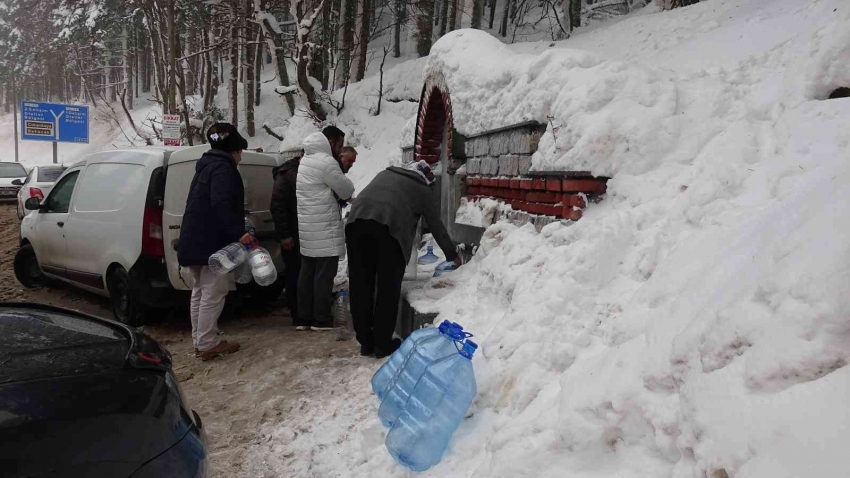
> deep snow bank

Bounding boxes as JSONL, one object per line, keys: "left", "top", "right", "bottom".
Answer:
{"left": 351, "top": 0, "right": 850, "bottom": 477}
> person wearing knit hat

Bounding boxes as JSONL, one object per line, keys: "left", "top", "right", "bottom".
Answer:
{"left": 178, "top": 123, "right": 253, "bottom": 361}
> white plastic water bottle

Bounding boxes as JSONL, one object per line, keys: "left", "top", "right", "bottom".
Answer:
{"left": 235, "top": 260, "right": 253, "bottom": 284}
{"left": 209, "top": 243, "right": 248, "bottom": 275}
{"left": 248, "top": 246, "right": 277, "bottom": 286}
{"left": 333, "top": 290, "right": 354, "bottom": 341}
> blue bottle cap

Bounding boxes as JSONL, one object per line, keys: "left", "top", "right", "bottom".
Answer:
{"left": 459, "top": 340, "right": 478, "bottom": 359}
{"left": 338, "top": 290, "right": 348, "bottom": 296}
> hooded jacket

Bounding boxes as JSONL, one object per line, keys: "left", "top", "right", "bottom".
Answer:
{"left": 178, "top": 149, "right": 245, "bottom": 266}
{"left": 270, "top": 159, "right": 299, "bottom": 244}
{"left": 346, "top": 166, "right": 457, "bottom": 264}
{"left": 296, "top": 132, "right": 355, "bottom": 257}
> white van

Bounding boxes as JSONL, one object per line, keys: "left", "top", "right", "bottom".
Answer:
{"left": 14, "top": 146, "right": 284, "bottom": 325}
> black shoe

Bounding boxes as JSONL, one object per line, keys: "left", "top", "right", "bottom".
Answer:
{"left": 360, "top": 344, "right": 374, "bottom": 357}
{"left": 374, "top": 338, "right": 402, "bottom": 359}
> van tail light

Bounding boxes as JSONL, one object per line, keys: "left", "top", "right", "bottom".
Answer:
{"left": 142, "top": 207, "right": 165, "bottom": 257}
{"left": 30, "top": 188, "right": 44, "bottom": 200}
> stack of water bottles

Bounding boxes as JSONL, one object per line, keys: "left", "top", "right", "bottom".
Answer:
{"left": 208, "top": 214, "right": 278, "bottom": 286}
{"left": 371, "top": 320, "right": 478, "bottom": 472}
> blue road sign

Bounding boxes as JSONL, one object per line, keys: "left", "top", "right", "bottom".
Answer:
{"left": 20, "top": 101, "right": 90, "bottom": 144}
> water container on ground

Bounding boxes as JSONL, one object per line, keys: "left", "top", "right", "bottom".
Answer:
{"left": 433, "top": 261, "right": 458, "bottom": 277}
{"left": 371, "top": 320, "right": 451, "bottom": 401}
{"left": 385, "top": 341, "right": 478, "bottom": 472}
{"left": 333, "top": 290, "right": 355, "bottom": 341}
{"left": 378, "top": 323, "right": 468, "bottom": 428}
{"left": 209, "top": 243, "right": 249, "bottom": 275}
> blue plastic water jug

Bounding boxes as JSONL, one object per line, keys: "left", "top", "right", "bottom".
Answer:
{"left": 386, "top": 340, "right": 478, "bottom": 471}
{"left": 433, "top": 260, "right": 458, "bottom": 277}
{"left": 371, "top": 320, "right": 451, "bottom": 401}
{"left": 418, "top": 246, "right": 439, "bottom": 265}
{"left": 378, "top": 323, "right": 468, "bottom": 428}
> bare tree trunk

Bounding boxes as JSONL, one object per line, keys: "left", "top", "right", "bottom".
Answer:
{"left": 449, "top": 0, "right": 459, "bottom": 31}
{"left": 570, "top": 0, "right": 580, "bottom": 30}
{"left": 167, "top": 0, "right": 177, "bottom": 113}
{"left": 393, "top": 0, "right": 403, "bottom": 58}
{"left": 244, "top": 0, "right": 256, "bottom": 137}
{"left": 471, "top": 0, "right": 483, "bottom": 28}
{"left": 256, "top": 1, "right": 295, "bottom": 115}
{"left": 230, "top": 0, "right": 240, "bottom": 125}
{"left": 175, "top": 32, "right": 194, "bottom": 146}
{"left": 375, "top": 46, "right": 389, "bottom": 115}
{"left": 439, "top": 0, "right": 450, "bottom": 35}
{"left": 354, "top": 0, "right": 370, "bottom": 82}
{"left": 123, "top": 23, "right": 134, "bottom": 110}
{"left": 255, "top": 29, "right": 263, "bottom": 107}
{"left": 336, "top": 0, "right": 355, "bottom": 89}
{"left": 203, "top": 25, "right": 215, "bottom": 113}
{"left": 500, "top": 0, "right": 511, "bottom": 36}
{"left": 293, "top": 0, "right": 327, "bottom": 120}
{"left": 415, "top": 0, "right": 435, "bottom": 56}
{"left": 488, "top": 0, "right": 496, "bottom": 28}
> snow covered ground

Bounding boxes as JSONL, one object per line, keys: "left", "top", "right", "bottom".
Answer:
{"left": 249, "top": 0, "right": 850, "bottom": 477}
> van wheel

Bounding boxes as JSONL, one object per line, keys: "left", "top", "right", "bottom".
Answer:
{"left": 14, "top": 245, "right": 45, "bottom": 288}
{"left": 109, "top": 267, "right": 146, "bottom": 326}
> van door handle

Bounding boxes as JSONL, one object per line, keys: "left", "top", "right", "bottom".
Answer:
{"left": 57, "top": 222, "right": 64, "bottom": 227}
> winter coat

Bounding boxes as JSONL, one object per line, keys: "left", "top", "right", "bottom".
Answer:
{"left": 178, "top": 150, "right": 245, "bottom": 266}
{"left": 296, "top": 132, "right": 355, "bottom": 257}
{"left": 270, "top": 159, "right": 300, "bottom": 245}
{"left": 346, "top": 167, "right": 456, "bottom": 265}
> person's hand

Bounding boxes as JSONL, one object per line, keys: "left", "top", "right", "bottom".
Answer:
{"left": 453, "top": 254, "right": 463, "bottom": 266}
{"left": 238, "top": 233, "right": 255, "bottom": 246}
{"left": 280, "top": 237, "right": 295, "bottom": 251}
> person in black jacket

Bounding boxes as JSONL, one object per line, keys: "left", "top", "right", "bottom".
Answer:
{"left": 178, "top": 123, "right": 253, "bottom": 361}
{"left": 345, "top": 160, "right": 462, "bottom": 358}
{"left": 270, "top": 157, "right": 303, "bottom": 328}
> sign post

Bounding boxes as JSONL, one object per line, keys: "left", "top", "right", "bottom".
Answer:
{"left": 20, "top": 102, "right": 90, "bottom": 164}
{"left": 162, "top": 114, "right": 181, "bottom": 147}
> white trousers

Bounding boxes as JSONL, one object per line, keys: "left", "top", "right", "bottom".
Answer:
{"left": 188, "top": 266, "right": 231, "bottom": 351}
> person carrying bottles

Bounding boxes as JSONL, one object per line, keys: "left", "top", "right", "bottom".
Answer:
{"left": 296, "top": 126, "right": 355, "bottom": 331}
{"left": 178, "top": 123, "right": 254, "bottom": 361}
{"left": 345, "top": 160, "right": 462, "bottom": 358}
{"left": 270, "top": 154, "right": 302, "bottom": 328}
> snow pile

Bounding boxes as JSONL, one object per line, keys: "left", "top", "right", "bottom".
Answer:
{"left": 250, "top": 0, "right": 850, "bottom": 477}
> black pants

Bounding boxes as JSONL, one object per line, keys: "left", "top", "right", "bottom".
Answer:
{"left": 346, "top": 220, "right": 407, "bottom": 354}
{"left": 297, "top": 255, "right": 339, "bottom": 327}
{"left": 282, "top": 248, "right": 301, "bottom": 326}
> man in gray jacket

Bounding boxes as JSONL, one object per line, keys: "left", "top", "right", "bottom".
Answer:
{"left": 345, "top": 161, "right": 462, "bottom": 358}
{"left": 296, "top": 126, "right": 355, "bottom": 330}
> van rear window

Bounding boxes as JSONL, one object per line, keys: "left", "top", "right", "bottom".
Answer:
{"left": 74, "top": 163, "right": 146, "bottom": 213}
{"left": 37, "top": 167, "right": 65, "bottom": 182}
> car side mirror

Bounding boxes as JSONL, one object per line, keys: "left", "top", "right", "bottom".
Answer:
{"left": 24, "top": 197, "right": 41, "bottom": 211}
{"left": 11, "top": 179, "right": 23, "bottom": 186}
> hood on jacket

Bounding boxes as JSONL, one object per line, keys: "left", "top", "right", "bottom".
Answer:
{"left": 387, "top": 166, "right": 432, "bottom": 186}
{"left": 196, "top": 149, "right": 235, "bottom": 173}
{"left": 302, "top": 132, "right": 334, "bottom": 158}
{"left": 272, "top": 158, "right": 300, "bottom": 180}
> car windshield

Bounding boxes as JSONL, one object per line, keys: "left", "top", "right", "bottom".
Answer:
{"left": 38, "top": 167, "right": 65, "bottom": 182}
{"left": 0, "top": 163, "right": 27, "bottom": 178}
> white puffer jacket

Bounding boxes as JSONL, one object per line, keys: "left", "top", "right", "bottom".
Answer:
{"left": 296, "top": 132, "right": 355, "bottom": 257}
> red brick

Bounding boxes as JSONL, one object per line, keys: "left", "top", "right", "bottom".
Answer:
{"left": 562, "top": 179, "right": 608, "bottom": 194}
{"left": 509, "top": 178, "right": 521, "bottom": 189}
{"left": 560, "top": 194, "right": 587, "bottom": 208}
{"left": 526, "top": 203, "right": 542, "bottom": 214}
{"left": 498, "top": 178, "right": 511, "bottom": 188}
{"left": 544, "top": 204, "right": 561, "bottom": 217}
{"left": 519, "top": 179, "right": 533, "bottom": 190}
{"left": 561, "top": 207, "right": 583, "bottom": 221}
{"left": 471, "top": 177, "right": 483, "bottom": 186}
{"left": 546, "top": 179, "right": 562, "bottom": 192}
{"left": 527, "top": 192, "right": 559, "bottom": 203}
{"left": 467, "top": 186, "right": 481, "bottom": 196}
{"left": 512, "top": 200, "right": 528, "bottom": 211}
{"left": 532, "top": 179, "right": 547, "bottom": 190}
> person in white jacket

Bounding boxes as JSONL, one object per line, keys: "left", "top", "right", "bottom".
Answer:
{"left": 295, "top": 126, "right": 355, "bottom": 330}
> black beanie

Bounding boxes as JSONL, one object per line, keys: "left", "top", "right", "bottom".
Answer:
{"left": 207, "top": 123, "right": 248, "bottom": 152}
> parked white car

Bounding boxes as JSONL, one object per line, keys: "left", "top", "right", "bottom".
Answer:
{"left": 15, "top": 165, "right": 67, "bottom": 220}
{"left": 0, "top": 162, "right": 29, "bottom": 202}
{"left": 14, "top": 146, "right": 284, "bottom": 325}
